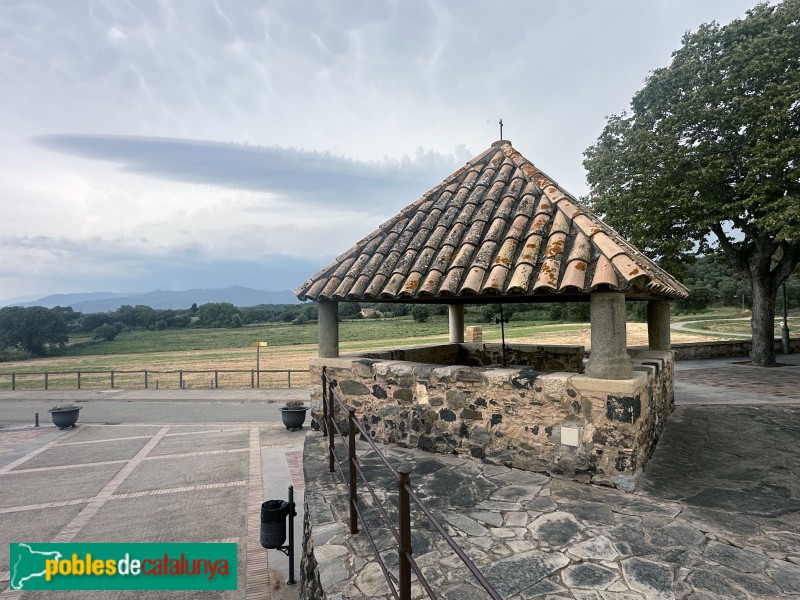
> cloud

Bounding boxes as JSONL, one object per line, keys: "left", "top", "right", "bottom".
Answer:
{"left": 33, "top": 134, "right": 467, "bottom": 210}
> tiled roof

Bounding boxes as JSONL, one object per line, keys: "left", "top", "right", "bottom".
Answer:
{"left": 296, "top": 141, "right": 689, "bottom": 303}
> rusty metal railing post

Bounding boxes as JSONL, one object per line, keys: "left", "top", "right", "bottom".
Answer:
{"left": 321, "top": 368, "right": 328, "bottom": 436}
{"left": 328, "top": 380, "right": 335, "bottom": 473}
{"left": 348, "top": 406, "right": 358, "bottom": 534}
{"left": 398, "top": 465, "right": 413, "bottom": 600}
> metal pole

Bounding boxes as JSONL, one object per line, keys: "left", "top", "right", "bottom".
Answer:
{"left": 11, "top": 372, "right": 15, "bottom": 391}
{"left": 782, "top": 282, "right": 791, "bottom": 355}
{"left": 256, "top": 345, "right": 260, "bottom": 388}
{"left": 287, "top": 369, "right": 292, "bottom": 388}
{"left": 145, "top": 371, "right": 148, "bottom": 389}
{"left": 111, "top": 370, "right": 115, "bottom": 389}
{"left": 348, "top": 407, "right": 358, "bottom": 534}
{"left": 44, "top": 372, "right": 49, "bottom": 390}
{"left": 328, "top": 381, "right": 335, "bottom": 473}
{"left": 398, "top": 465, "right": 413, "bottom": 600}
{"left": 215, "top": 370, "right": 218, "bottom": 389}
{"left": 322, "top": 368, "right": 328, "bottom": 436}
{"left": 77, "top": 372, "right": 81, "bottom": 390}
{"left": 179, "top": 370, "right": 183, "bottom": 389}
{"left": 250, "top": 369, "right": 254, "bottom": 389}
{"left": 35, "top": 413, "right": 39, "bottom": 427}
{"left": 495, "top": 305, "right": 509, "bottom": 367}
{"left": 287, "top": 485, "right": 296, "bottom": 585}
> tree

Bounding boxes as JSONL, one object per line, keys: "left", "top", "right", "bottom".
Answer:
{"left": 91, "top": 323, "right": 122, "bottom": 341}
{"left": 0, "top": 306, "right": 68, "bottom": 355}
{"left": 195, "top": 302, "right": 240, "bottom": 328}
{"left": 410, "top": 305, "right": 430, "bottom": 323}
{"left": 583, "top": 1, "right": 800, "bottom": 366}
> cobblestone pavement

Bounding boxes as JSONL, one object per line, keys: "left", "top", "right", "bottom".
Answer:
{"left": 0, "top": 408, "right": 309, "bottom": 599}
{"left": 305, "top": 355, "right": 800, "bottom": 599}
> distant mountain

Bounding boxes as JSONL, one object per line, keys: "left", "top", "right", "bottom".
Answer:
{"left": 16, "top": 286, "right": 300, "bottom": 313}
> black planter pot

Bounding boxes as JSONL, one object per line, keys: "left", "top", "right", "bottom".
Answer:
{"left": 279, "top": 407, "right": 309, "bottom": 430}
{"left": 49, "top": 407, "right": 81, "bottom": 429}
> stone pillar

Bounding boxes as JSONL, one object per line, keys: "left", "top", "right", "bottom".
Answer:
{"left": 317, "top": 301, "right": 339, "bottom": 358}
{"left": 448, "top": 304, "right": 465, "bottom": 343}
{"left": 647, "top": 300, "right": 671, "bottom": 351}
{"left": 586, "top": 292, "right": 633, "bottom": 379}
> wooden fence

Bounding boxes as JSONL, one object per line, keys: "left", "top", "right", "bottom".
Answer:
{"left": 0, "top": 369, "right": 309, "bottom": 391}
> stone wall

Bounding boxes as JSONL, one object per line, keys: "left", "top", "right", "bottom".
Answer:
{"left": 309, "top": 345, "right": 674, "bottom": 491}
{"left": 358, "top": 342, "right": 584, "bottom": 372}
{"left": 670, "top": 338, "right": 800, "bottom": 360}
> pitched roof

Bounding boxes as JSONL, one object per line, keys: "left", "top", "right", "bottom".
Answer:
{"left": 295, "top": 141, "right": 689, "bottom": 303}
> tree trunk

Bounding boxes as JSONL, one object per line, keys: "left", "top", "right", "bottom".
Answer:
{"left": 749, "top": 270, "right": 777, "bottom": 367}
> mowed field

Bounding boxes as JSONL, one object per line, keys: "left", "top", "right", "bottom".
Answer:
{"left": 0, "top": 316, "right": 723, "bottom": 379}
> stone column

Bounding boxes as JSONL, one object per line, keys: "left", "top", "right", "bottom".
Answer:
{"left": 448, "top": 304, "right": 465, "bottom": 343}
{"left": 586, "top": 292, "right": 633, "bottom": 379}
{"left": 317, "top": 301, "right": 339, "bottom": 358}
{"left": 647, "top": 300, "right": 671, "bottom": 351}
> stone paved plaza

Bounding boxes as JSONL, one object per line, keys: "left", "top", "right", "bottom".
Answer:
{"left": 0, "top": 391, "right": 308, "bottom": 600}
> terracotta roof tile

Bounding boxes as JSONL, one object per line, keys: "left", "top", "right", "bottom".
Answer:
{"left": 296, "top": 141, "right": 689, "bottom": 302}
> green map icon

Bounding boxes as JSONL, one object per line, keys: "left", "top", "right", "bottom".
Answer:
{"left": 9, "top": 543, "right": 63, "bottom": 590}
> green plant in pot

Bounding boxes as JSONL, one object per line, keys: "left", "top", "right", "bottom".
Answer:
{"left": 279, "top": 399, "right": 309, "bottom": 431}
{"left": 49, "top": 402, "right": 81, "bottom": 429}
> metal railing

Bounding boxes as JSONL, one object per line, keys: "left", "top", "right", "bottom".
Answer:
{"left": 322, "top": 367, "right": 502, "bottom": 600}
{"left": 0, "top": 369, "right": 309, "bottom": 391}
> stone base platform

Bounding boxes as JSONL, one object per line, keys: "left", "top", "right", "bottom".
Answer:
{"left": 302, "top": 418, "right": 800, "bottom": 600}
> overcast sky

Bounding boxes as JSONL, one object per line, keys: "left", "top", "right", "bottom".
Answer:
{"left": 0, "top": 0, "right": 761, "bottom": 303}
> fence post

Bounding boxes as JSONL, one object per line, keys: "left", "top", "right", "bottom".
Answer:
{"left": 179, "top": 370, "right": 184, "bottom": 389}
{"left": 348, "top": 406, "right": 358, "bottom": 534}
{"left": 328, "top": 380, "right": 335, "bottom": 473}
{"left": 111, "top": 370, "right": 115, "bottom": 389}
{"left": 250, "top": 370, "right": 254, "bottom": 388}
{"left": 44, "top": 372, "right": 48, "bottom": 390}
{"left": 11, "top": 373, "right": 15, "bottom": 391}
{"left": 321, "top": 368, "right": 328, "bottom": 437}
{"left": 77, "top": 372, "right": 81, "bottom": 390}
{"left": 214, "top": 371, "right": 218, "bottom": 389}
{"left": 398, "top": 465, "right": 413, "bottom": 600}
{"left": 145, "top": 371, "right": 148, "bottom": 389}
{"left": 288, "top": 369, "right": 292, "bottom": 388}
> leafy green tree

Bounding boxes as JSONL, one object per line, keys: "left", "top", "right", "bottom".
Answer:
{"left": 91, "top": 323, "right": 122, "bottom": 341}
{"left": 410, "top": 305, "right": 431, "bottom": 323}
{"left": 584, "top": 1, "right": 800, "bottom": 366}
{"left": 195, "top": 302, "right": 240, "bottom": 328}
{"left": 0, "top": 306, "right": 68, "bottom": 355}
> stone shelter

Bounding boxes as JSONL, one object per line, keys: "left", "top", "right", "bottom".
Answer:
{"left": 296, "top": 140, "right": 688, "bottom": 489}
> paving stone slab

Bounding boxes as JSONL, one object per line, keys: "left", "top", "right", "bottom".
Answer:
{"left": 620, "top": 557, "right": 674, "bottom": 600}
{"left": 561, "top": 562, "right": 618, "bottom": 590}
{"left": 115, "top": 450, "right": 248, "bottom": 494}
{"left": 0, "top": 462, "right": 124, "bottom": 507}
{"left": 767, "top": 558, "right": 800, "bottom": 594}
{"left": 703, "top": 540, "right": 768, "bottom": 572}
{"left": 568, "top": 536, "right": 620, "bottom": 562}
{"left": 150, "top": 429, "right": 248, "bottom": 456}
{"left": 0, "top": 503, "right": 86, "bottom": 571}
{"left": 14, "top": 437, "right": 149, "bottom": 469}
{"left": 63, "top": 425, "right": 162, "bottom": 442}
{"left": 686, "top": 569, "right": 748, "bottom": 599}
{"left": 74, "top": 487, "right": 246, "bottom": 542}
{"left": 528, "top": 512, "right": 584, "bottom": 548}
{"left": 484, "top": 549, "right": 569, "bottom": 597}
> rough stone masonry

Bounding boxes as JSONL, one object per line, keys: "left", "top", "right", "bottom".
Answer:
{"left": 310, "top": 343, "right": 674, "bottom": 491}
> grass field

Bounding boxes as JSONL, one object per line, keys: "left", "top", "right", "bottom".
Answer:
{"left": 0, "top": 312, "right": 729, "bottom": 384}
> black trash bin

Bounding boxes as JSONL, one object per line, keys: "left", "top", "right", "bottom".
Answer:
{"left": 260, "top": 500, "right": 292, "bottom": 549}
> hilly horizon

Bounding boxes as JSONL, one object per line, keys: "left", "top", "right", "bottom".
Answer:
{"left": 3, "top": 286, "right": 301, "bottom": 313}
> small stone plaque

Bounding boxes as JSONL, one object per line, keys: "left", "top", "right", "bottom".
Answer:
{"left": 561, "top": 427, "right": 580, "bottom": 447}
